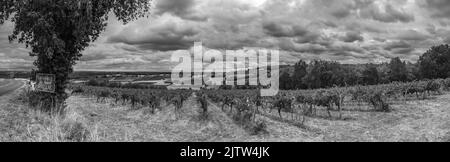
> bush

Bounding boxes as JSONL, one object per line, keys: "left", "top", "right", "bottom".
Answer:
{"left": 426, "top": 79, "right": 442, "bottom": 94}
{"left": 366, "top": 92, "right": 390, "bottom": 112}
{"left": 196, "top": 92, "right": 209, "bottom": 120}
{"left": 234, "top": 99, "right": 253, "bottom": 124}
{"left": 443, "top": 78, "right": 450, "bottom": 90}
{"left": 15, "top": 88, "right": 33, "bottom": 104}
{"left": 86, "top": 79, "right": 102, "bottom": 86}
{"left": 62, "top": 121, "right": 90, "bottom": 142}
{"left": 251, "top": 120, "right": 268, "bottom": 135}
{"left": 14, "top": 87, "right": 66, "bottom": 115}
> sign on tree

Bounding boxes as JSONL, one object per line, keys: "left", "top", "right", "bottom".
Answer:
{"left": 35, "top": 74, "right": 56, "bottom": 93}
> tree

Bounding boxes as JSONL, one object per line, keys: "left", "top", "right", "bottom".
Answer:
{"left": 279, "top": 72, "right": 292, "bottom": 90}
{"left": 418, "top": 44, "right": 450, "bottom": 79}
{"left": 362, "top": 64, "right": 380, "bottom": 85}
{"left": 302, "top": 60, "right": 342, "bottom": 89}
{"left": 337, "top": 65, "right": 361, "bottom": 86}
{"left": 291, "top": 60, "right": 308, "bottom": 89}
{"left": 388, "top": 57, "right": 409, "bottom": 82}
{"left": 377, "top": 63, "right": 390, "bottom": 84}
{"left": 406, "top": 61, "right": 420, "bottom": 81}
{"left": 0, "top": 0, "right": 151, "bottom": 113}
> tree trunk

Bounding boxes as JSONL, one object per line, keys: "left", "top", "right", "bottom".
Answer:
{"left": 35, "top": 50, "right": 72, "bottom": 115}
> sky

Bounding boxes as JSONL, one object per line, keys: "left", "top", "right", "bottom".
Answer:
{"left": 0, "top": 0, "right": 450, "bottom": 71}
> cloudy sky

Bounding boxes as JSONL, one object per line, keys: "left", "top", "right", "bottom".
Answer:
{"left": 1, "top": 0, "right": 450, "bottom": 71}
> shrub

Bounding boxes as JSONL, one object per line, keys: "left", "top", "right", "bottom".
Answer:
{"left": 426, "top": 79, "right": 442, "bottom": 94}
{"left": 234, "top": 99, "right": 253, "bottom": 123}
{"left": 19, "top": 89, "right": 65, "bottom": 114}
{"left": 272, "top": 97, "right": 293, "bottom": 119}
{"left": 196, "top": 92, "right": 209, "bottom": 119}
{"left": 443, "top": 78, "right": 450, "bottom": 91}
{"left": 251, "top": 120, "right": 268, "bottom": 135}
{"left": 62, "top": 121, "right": 90, "bottom": 142}
{"left": 366, "top": 91, "right": 390, "bottom": 112}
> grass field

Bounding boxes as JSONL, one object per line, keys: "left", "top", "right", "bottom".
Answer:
{"left": 1, "top": 84, "right": 449, "bottom": 142}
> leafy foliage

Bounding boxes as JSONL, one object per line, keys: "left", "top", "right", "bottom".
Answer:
{"left": 419, "top": 44, "right": 450, "bottom": 79}
{"left": 388, "top": 57, "right": 410, "bottom": 82}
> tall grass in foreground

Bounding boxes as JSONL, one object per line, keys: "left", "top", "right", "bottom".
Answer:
{"left": 8, "top": 87, "right": 100, "bottom": 142}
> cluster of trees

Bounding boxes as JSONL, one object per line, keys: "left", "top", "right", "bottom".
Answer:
{"left": 280, "top": 44, "right": 450, "bottom": 90}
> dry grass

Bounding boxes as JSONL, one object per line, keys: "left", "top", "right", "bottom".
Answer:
{"left": 0, "top": 89, "right": 94, "bottom": 142}
{"left": 303, "top": 94, "right": 450, "bottom": 142}
{"left": 1, "top": 87, "right": 450, "bottom": 142}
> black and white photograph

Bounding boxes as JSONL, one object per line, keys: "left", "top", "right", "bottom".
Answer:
{"left": 1, "top": 0, "right": 450, "bottom": 149}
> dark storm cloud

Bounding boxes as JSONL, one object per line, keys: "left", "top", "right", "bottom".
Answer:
{"left": 384, "top": 41, "right": 412, "bottom": 51}
{"left": 340, "top": 31, "right": 364, "bottom": 43}
{"left": 421, "top": 0, "right": 450, "bottom": 19}
{"left": 294, "top": 32, "right": 322, "bottom": 44}
{"left": 154, "top": 0, "right": 207, "bottom": 21}
{"left": 383, "top": 41, "right": 416, "bottom": 56}
{"left": 426, "top": 24, "right": 437, "bottom": 34}
{"left": 307, "top": 0, "right": 414, "bottom": 23}
{"left": 107, "top": 19, "right": 199, "bottom": 51}
{"left": 439, "top": 20, "right": 450, "bottom": 26}
{"left": 263, "top": 22, "right": 309, "bottom": 38}
{"left": 277, "top": 38, "right": 327, "bottom": 54}
{"left": 331, "top": 9, "right": 352, "bottom": 19}
{"left": 344, "top": 22, "right": 386, "bottom": 34}
{"left": 135, "top": 42, "right": 193, "bottom": 51}
{"left": 204, "top": 36, "right": 260, "bottom": 50}
{"left": 332, "top": 43, "right": 366, "bottom": 54}
{"left": 155, "top": 0, "right": 195, "bottom": 16}
{"left": 444, "top": 37, "right": 450, "bottom": 44}
{"left": 395, "top": 29, "right": 431, "bottom": 41}
{"left": 306, "top": 0, "right": 361, "bottom": 19}
{"left": 361, "top": 3, "right": 415, "bottom": 23}
{"left": 79, "top": 53, "right": 109, "bottom": 62}
{"left": 392, "top": 48, "right": 415, "bottom": 55}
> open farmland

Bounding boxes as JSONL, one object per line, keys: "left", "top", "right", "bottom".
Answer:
{"left": 5, "top": 78, "right": 450, "bottom": 142}
{"left": 0, "top": 77, "right": 450, "bottom": 142}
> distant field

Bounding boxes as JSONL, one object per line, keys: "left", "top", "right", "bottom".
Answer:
{"left": 0, "top": 79, "right": 24, "bottom": 96}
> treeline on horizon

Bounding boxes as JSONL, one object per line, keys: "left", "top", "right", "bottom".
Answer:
{"left": 0, "top": 71, "right": 171, "bottom": 80}
{"left": 279, "top": 44, "right": 450, "bottom": 90}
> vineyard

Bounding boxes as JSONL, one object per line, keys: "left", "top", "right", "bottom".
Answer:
{"left": 67, "top": 77, "right": 450, "bottom": 137}
{"left": 69, "top": 85, "right": 192, "bottom": 118}
{"left": 205, "top": 78, "right": 450, "bottom": 130}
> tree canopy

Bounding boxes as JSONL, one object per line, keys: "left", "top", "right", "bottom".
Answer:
{"left": 418, "top": 44, "right": 450, "bottom": 79}
{"left": 388, "top": 57, "right": 409, "bottom": 82}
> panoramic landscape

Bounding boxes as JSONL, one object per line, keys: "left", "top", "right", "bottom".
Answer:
{"left": 1, "top": 0, "right": 450, "bottom": 142}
